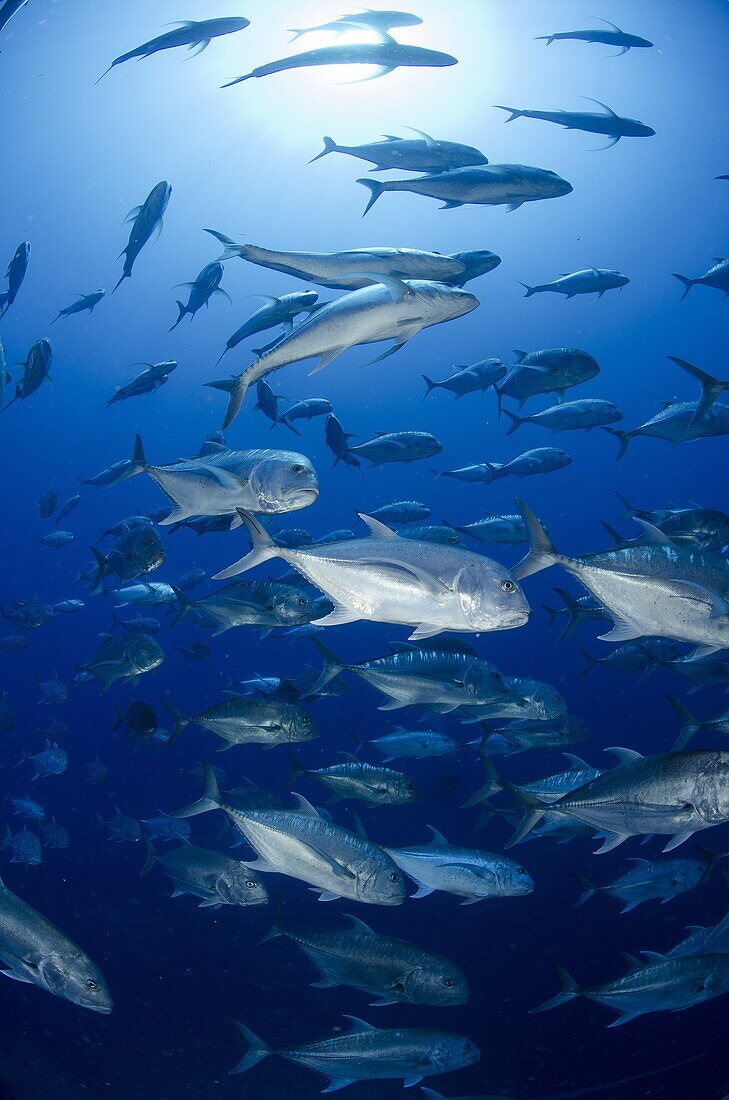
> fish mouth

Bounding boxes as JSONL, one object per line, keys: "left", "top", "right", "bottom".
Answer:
{"left": 87, "top": 1002, "right": 114, "bottom": 1014}
{"left": 286, "top": 488, "right": 319, "bottom": 508}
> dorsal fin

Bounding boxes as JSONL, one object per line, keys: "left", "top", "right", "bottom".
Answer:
{"left": 580, "top": 96, "right": 619, "bottom": 118}
{"left": 291, "top": 794, "right": 321, "bottom": 818}
{"left": 357, "top": 513, "right": 398, "bottom": 538}
{"left": 427, "top": 825, "right": 449, "bottom": 845}
{"left": 344, "top": 914, "right": 375, "bottom": 936}
{"left": 633, "top": 517, "right": 674, "bottom": 545}
{"left": 605, "top": 746, "right": 643, "bottom": 764}
{"left": 343, "top": 1015, "right": 377, "bottom": 1033}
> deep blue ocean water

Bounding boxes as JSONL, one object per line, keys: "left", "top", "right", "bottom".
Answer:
{"left": 0, "top": 1, "right": 728, "bottom": 1096}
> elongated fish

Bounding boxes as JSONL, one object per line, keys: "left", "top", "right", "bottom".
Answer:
{"left": 223, "top": 37, "right": 458, "bottom": 87}
{"left": 0, "top": 241, "right": 30, "bottom": 318}
{"left": 535, "top": 20, "right": 653, "bottom": 54}
{"left": 672, "top": 256, "right": 729, "bottom": 299}
{"left": 114, "top": 181, "right": 171, "bottom": 292}
{"left": 52, "top": 289, "right": 104, "bottom": 323}
{"left": 289, "top": 10, "right": 423, "bottom": 42}
{"left": 97, "top": 17, "right": 250, "bottom": 81}
{"left": 311, "top": 129, "right": 487, "bottom": 172}
{"left": 170, "top": 261, "right": 228, "bottom": 330}
{"left": 359, "top": 163, "right": 572, "bottom": 215}
{"left": 521, "top": 268, "right": 629, "bottom": 298}
{"left": 495, "top": 100, "right": 654, "bottom": 148}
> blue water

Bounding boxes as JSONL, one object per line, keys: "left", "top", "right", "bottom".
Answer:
{"left": 1, "top": 0, "right": 728, "bottom": 1096}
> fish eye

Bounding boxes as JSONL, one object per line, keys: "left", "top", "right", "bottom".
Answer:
{"left": 85, "top": 979, "right": 97, "bottom": 990}
{"left": 501, "top": 579, "right": 516, "bottom": 592}
{"left": 453, "top": 679, "right": 465, "bottom": 688}
{"left": 245, "top": 880, "right": 257, "bottom": 889}
{"left": 389, "top": 873, "right": 400, "bottom": 883}
{"left": 291, "top": 464, "right": 305, "bottom": 474}
{"left": 517, "top": 868, "right": 528, "bottom": 876}
{"left": 443, "top": 977, "right": 456, "bottom": 987}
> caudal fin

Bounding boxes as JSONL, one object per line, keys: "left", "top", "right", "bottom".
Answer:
{"left": 494, "top": 105, "right": 524, "bottom": 123}
{"left": 512, "top": 500, "right": 561, "bottom": 580}
{"left": 667, "top": 695, "right": 700, "bottom": 750}
{"left": 88, "top": 547, "right": 109, "bottom": 594}
{"left": 203, "top": 229, "right": 244, "bottom": 261}
{"left": 205, "top": 375, "right": 250, "bottom": 429}
{"left": 671, "top": 273, "right": 695, "bottom": 300}
{"left": 162, "top": 700, "right": 191, "bottom": 741}
{"left": 531, "top": 965, "right": 581, "bottom": 1013}
{"left": 309, "top": 136, "right": 338, "bottom": 163}
{"left": 422, "top": 375, "right": 438, "bottom": 400}
{"left": 519, "top": 282, "right": 537, "bottom": 297}
{"left": 667, "top": 355, "right": 729, "bottom": 423}
{"left": 130, "top": 433, "right": 148, "bottom": 476}
{"left": 502, "top": 409, "right": 525, "bottom": 435}
{"left": 602, "top": 427, "right": 632, "bottom": 462}
{"left": 357, "top": 178, "right": 386, "bottom": 216}
{"left": 572, "top": 873, "right": 598, "bottom": 908}
{"left": 284, "top": 747, "right": 308, "bottom": 785}
{"left": 230, "top": 1021, "right": 272, "bottom": 1074}
{"left": 306, "top": 639, "right": 347, "bottom": 696}
{"left": 212, "top": 511, "right": 279, "bottom": 581}
{"left": 169, "top": 301, "right": 187, "bottom": 332}
{"left": 534, "top": 35, "right": 555, "bottom": 44}
{"left": 169, "top": 759, "right": 220, "bottom": 819}
{"left": 579, "top": 648, "right": 598, "bottom": 677}
{"left": 169, "top": 586, "right": 194, "bottom": 627}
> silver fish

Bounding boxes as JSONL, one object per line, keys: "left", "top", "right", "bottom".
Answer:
{"left": 142, "top": 841, "right": 268, "bottom": 908}
{"left": 360, "top": 163, "right": 572, "bottom": 215}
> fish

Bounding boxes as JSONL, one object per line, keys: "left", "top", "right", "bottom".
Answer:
{"left": 1, "top": 598, "right": 55, "bottom": 630}
{"left": 496, "top": 348, "right": 600, "bottom": 410}
{"left": 170, "top": 261, "right": 228, "bottom": 330}
{"left": 668, "top": 696, "right": 729, "bottom": 750}
{"left": 325, "top": 413, "right": 361, "bottom": 470}
{"left": 10, "top": 798, "right": 44, "bottom": 821}
{"left": 312, "top": 129, "right": 488, "bottom": 172}
{"left": 574, "top": 848, "right": 721, "bottom": 912}
{"left": 279, "top": 397, "right": 333, "bottom": 432}
{"left": 535, "top": 20, "right": 653, "bottom": 54}
{"left": 310, "top": 641, "right": 510, "bottom": 711}
{"left": 55, "top": 494, "right": 80, "bottom": 523}
{"left": 534, "top": 953, "right": 729, "bottom": 1027}
{"left": 214, "top": 511, "right": 529, "bottom": 640}
{"left": 497, "top": 746, "right": 729, "bottom": 852}
{"left": 254, "top": 378, "right": 286, "bottom": 430}
{"left": 170, "top": 579, "right": 326, "bottom": 636}
{"left": 0, "top": 241, "right": 30, "bottom": 318}
{"left": 0, "top": 634, "right": 28, "bottom": 653}
{"left": 477, "top": 716, "right": 588, "bottom": 757}
{"left": 110, "top": 613, "right": 161, "bottom": 634}
{"left": 174, "top": 641, "right": 213, "bottom": 661}
{"left": 347, "top": 431, "right": 443, "bottom": 466}
{"left": 514, "top": 499, "right": 729, "bottom": 654}
{"left": 672, "top": 256, "right": 729, "bottom": 299}
{"left": 79, "top": 457, "right": 135, "bottom": 488}
{"left": 97, "top": 17, "right": 250, "bottom": 80}
{"left": 165, "top": 695, "right": 319, "bottom": 750}
{"left": 171, "top": 760, "right": 407, "bottom": 906}
{"left": 400, "top": 525, "right": 463, "bottom": 546}
{"left": 40, "top": 819, "right": 69, "bottom": 850}
{"left": 459, "top": 676, "right": 567, "bottom": 725}
{"left": 2, "top": 826, "right": 41, "bottom": 865}
{"left": 36, "top": 487, "right": 57, "bottom": 518}
{"left": 223, "top": 38, "right": 459, "bottom": 87}
{"left": 112, "top": 581, "right": 176, "bottom": 607}
{"left": 32, "top": 674, "right": 67, "bottom": 704}
{"left": 368, "top": 500, "right": 431, "bottom": 524}
{"left": 543, "top": 588, "right": 611, "bottom": 642}
{"left": 84, "top": 758, "right": 107, "bottom": 785}
{"left": 88, "top": 524, "right": 165, "bottom": 591}
{"left": 359, "top": 163, "right": 572, "bottom": 215}
{"left": 263, "top": 912, "right": 468, "bottom": 1006}
{"left": 580, "top": 639, "right": 683, "bottom": 678}
{"left": 286, "top": 750, "right": 417, "bottom": 806}
{"left": 614, "top": 494, "right": 729, "bottom": 551}
{"left": 101, "top": 809, "right": 142, "bottom": 843}
{"left": 51, "top": 289, "right": 104, "bottom": 323}
{"left": 495, "top": 100, "right": 654, "bottom": 148}
{"left": 38, "top": 530, "right": 73, "bottom": 548}
{"left": 105, "top": 360, "right": 176, "bottom": 406}
{"left": 141, "top": 841, "right": 268, "bottom": 908}
{"left": 289, "top": 10, "right": 423, "bottom": 42}
{"left": 521, "top": 268, "right": 629, "bottom": 298}
{"left": 0, "top": 338, "right": 8, "bottom": 407}
{"left": 22, "top": 742, "right": 67, "bottom": 779}
{"left": 423, "top": 358, "right": 505, "bottom": 400}
{"left": 205, "top": 231, "right": 467, "bottom": 289}
{"left": 217, "top": 291, "right": 321, "bottom": 362}
{"left": 126, "top": 435, "right": 319, "bottom": 521}
{"left": 358, "top": 727, "right": 461, "bottom": 762}
{"left": 229, "top": 1016, "right": 479, "bottom": 1090}
{"left": 444, "top": 249, "right": 502, "bottom": 286}
{"left": 140, "top": 814, "right": 191, "bottom": 845}
{"left": 384, "top": 826, "right": 533, "bottom": 904}
{"left": 113, "top": 181, "right": 171, "bottom": 292}
{"left": 446, "top": 514, "right": 529, "bottom": 546}
{"left": 3, "top": 338, "right": 53, "bottom": 409}
{"left": 0, "top": 0, "right": 30, "bottom": 33}
{"left": 174, "top": 568, "right": 207, "bottom": 591}
{"left": 77, "top": 632, "right": 164, "bottom": 691}
{"left": 207, "top": 278, "right": 478, "bottom": 427}
{"left": 435, "top": 448, "right": 572, "bottom": 484}
{"left": 504, "top": 399, "right": 623, "bottom": 435}
{"left": 668, "top": 912, "right": 729, "bottom": 958}
{"left": 0, "top": 874, "right": 112, "bottom": 1012}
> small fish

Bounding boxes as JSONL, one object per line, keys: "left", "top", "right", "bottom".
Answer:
{"left": 51, "top": 290, "right": 105, "bottom": 323}
{"left": 174, "top": 641, "right": 213, "bottom": 661}
{"left": 423, "top": 358, "right": 505, "bottom": 400}
{"left": 2, "top": 827, "right": 41, "bottom": 865}
{"left": 98, "top": 17, "right": 250, "bottom": 81}
{"left": 217, "top": 291, "right": 320, "bottom": 363}
{"left": 358, "top": 727, "right": 461, "bottom": 762}
{"left": 3, "top": 338, "right": 53, "bottom": 409}
{"left": 279, "top": 397, "right": 333, "bottom": 433}
{"left": 673, "top": 256, "right": 729, "bottom": 300}
{"left": 359, "top": 163, "right": 572, "bottom": 215}
{"left": 175, "top": 568, "right": 207, "bottom": 591}
{"left": 33, "top": 674, "right": 67, "bottom": 705}
{"left": 535, "top": 20, "right": 653, "bottom": 54}
{"left": 113, "top": 581, "right": 176, "bottom": 606}
{"left": 170, "top": 262, "right": 228, "bottom": 330}
{"left": 2, "top": 599, "right": 55, "bottom": 630}
{"left": 38, "top": 530, "right": 74, "bottom": 548}
{"left": 368, "top": 501, "right": 431, "bottom": 525}
{"left": 348, "top": 431, "right": 443, "bottom": 467}
{"left": 165, "top": 695, "right": 318, "bottom": 750}
{"left": 113, "top": 182, "right": 171, "bottom": 292}
{"left": 0, "top": 634, "right": 29, "bottom": 653}
{"left": 287, "top": 750, "right": 417, "bottom": 806}
{"left": 446, "top": 514, "right": 529, "bottom": 546}
{"left": 84, "top": 758, "right": 108, "bottom": 785}
{"left": 141, "top": 813, "right": 191, "bottom": 845}
{"left": 36, "top": 487, "right": 57, "bottom": 518}
{"left": 141, "top": 841, "right": 267, "bottom": 908}
{"left": 105, "top": 360, "right": 176, "bottom": 406}
{"left": 504, "top": 399, "right": 623, "bottom": 435}
{"left": 55, "top": 494, "right": 80, "bottom": 523}
{"left": 10, "top": 797, "right": 45, "bottom": 821}
{"left": 289, "top": 10, "right": 423, "bottom": 42}
{"left": 22, "top": 741, "right": 68, "bottom": 779}
{"left": 312, "top": 128, "right": 487, "bottom": 173}
{"left": 497, "top": 348, "right": 601, "bottom": 410}
{"left": 78, "top": 633, "right": 164, "bottom": 691}
{"left": 102, "top": 809, "right": 142, "bottom": 843}
{"left": 574, "top": 848, "right": 721, "bottom": 913}
{"left": 110, "top": 612, "right": 162, "bottom": 634}
{"left": 0, "top": 241, "right": 30, "bottom": 318}
{"left": 40, "top": 819, "right": 69, "bottom": 850}
{"left": 495, "top": 101, "right": 654, "bottom": 148}
{"left": 521, "top": 268, "right": 629, "bottom": 298}
{"left": 435, "top": 448, "right": 572, "bottom": 484}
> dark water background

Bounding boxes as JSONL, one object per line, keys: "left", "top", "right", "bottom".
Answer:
{"left": 0, "top": 0, "right": 728, "bottom": 1096}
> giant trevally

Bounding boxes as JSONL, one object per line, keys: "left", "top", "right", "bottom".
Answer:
{"left": 125, "top": 435, "right": 319, "bottom": 521}
{"left": 113, "top": 181, "right": 171, "bottom": 292}
{"left": 171, "top": 761, "right": 407, "bottom": 906}
{"left": 435, "top": 448, "right": 572, "bottom": 484}
{"left": 88, "top": 523, "right": 165, "bottom": 590}
{"left": 289, "top": 10, "right": 423, "bottom": 42}
{"left": 514, "top": 500, "right": 729, "bottom": 655}
{"left": 0, "top": 874, "right": 112, "bottom": 1012}
{"left": 580, "top": 638, "right": 683, "bottom": 678}
{"left": 207, "top": 278, "right": 478, "bottom": 427}
{"left": 223, "top": 37, "right": 458, "bottom": 87}
{"left": 495, "top": 100, "right": 654, "bottom": 148}
{"left": 615, "top": 494, "right": 729, "bottom": 551}
{"left": 347, "top": 431, "right": 443, "bottom": 466}
{"left": 286, "top": 750, "right": 417, "bottom": 806}
{"left": 497, "top": 746, "right": 729, "bottom": 852}
{"left": 230, "top": 1016, "right": 479, "bottom": 1090}
{"left": 359, "top": 728, "right": 462, "bottom": 762}
{"left": 214, "top": 511, "right": 529, "bottom": 640}
{"left": 97, "top": 17, "right": 250, "bottom": 81}
{"left": 534, "top": 954, "right": 729, "bottom": 1026}
{"left": 263, "top": 912, "right": 468, "bottom": 1006}
{"left": 217, "top": 291, "right": 320, "bottom": 363}
{"left": 278, "top": 397, "right": 333, "bottom": 433}
{"left": 0, "top": 241, "right": 30, "bottom": 318}
{"left": 3, "top": 338, "right": 52, "bottom": 410}
{"left": 312, "top": 129, "right": 487, "bottom": 172}
{"left": 205, "top": 232, "right": 466, "bottom": 289}
{"left": 359, "top": 163, "right": 572, "bottom": 215}
{"left": 672, "top": 256, "right": 729, "bottom": 299}
{"left": 521, "top": 268, "right": 629, "bottom": 298}
{"left": 504, "top": 399, "right": 623, "bottom": 435}
{"left": 368, "top": 501, "right": 431, "bottom": 524}
{"left": 141, "top": 842, "right": 268, "bottom": 908}
{"left": 170, "top": 261, "right": 228, "bottom": 330}
{"left": 496, "top": 348, "right": 600, "bottom": 410}
{"left": 574, "top": 849, "right": 721, "bottom": 912}
{"left": 535, "top": 20, "right": 653, "bottom": 54}
{"left": 446, "top": 514, "right": 529, "bottom": 546}
{"left": 165, "top": 694, "right": 318, "bottom": 750}
{"left": 51, "top": 289, "right": 104, "bottom": 324}
{"left": 668, "top": 912, "right": 729, "bottom": 959}
{"left": 544, "top": 589, "right": 611, "bottom": 642}
{"left": 423, "top": 358, "right": 506, "bottom": 400}
{"left": 77, "top": 633, "right": 164, "bottom": 691}
{"left": 385, "top": 826, "right": 533, "bottom": 904}
{"left": 0, "top": 0, "right": 30, "bottom": 33}
{"left": 171, "top": 579, "right": 325, "bottom": 636}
